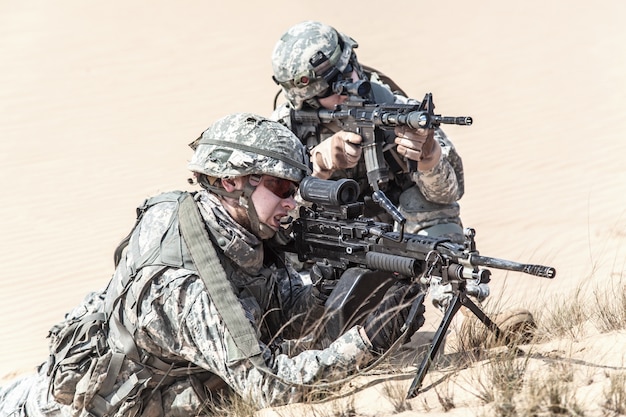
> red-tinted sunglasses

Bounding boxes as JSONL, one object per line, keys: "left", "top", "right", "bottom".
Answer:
{"left": 261, "top": 176, "right": 298, "bottom": 199}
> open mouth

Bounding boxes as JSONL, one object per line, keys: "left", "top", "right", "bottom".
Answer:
{"left": 276, "top": 214, "right": 293, "bottom": 228}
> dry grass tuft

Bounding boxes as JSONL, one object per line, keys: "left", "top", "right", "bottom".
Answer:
{"left": 592, "top": 283, "right": 626, "bottom": 333}
{"left": 602, "top": 372, "right": 626, "bottom": 416}
{"left": 381, "top": 380, "right": 413, "bottom": 413}
{"left": 206, "top": 273, "right": 626, "bottom": 417}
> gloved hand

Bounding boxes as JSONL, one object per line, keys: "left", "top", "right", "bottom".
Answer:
{"left": 311, "top": 131, "right": 362, "bottom": 179}
{"left": 363, "top": 283, "right": 425, "bottom": 354}
{"left": 394, "top": 126, "right": 442, "bottom": 172}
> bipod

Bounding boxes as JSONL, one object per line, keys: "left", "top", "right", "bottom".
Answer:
{"left": 406, "top": 287, "right": 506, "bottom": 399}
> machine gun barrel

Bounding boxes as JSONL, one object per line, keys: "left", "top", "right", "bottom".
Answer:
{"left": 468, "top": 254, "right": 556, "bottom": 279}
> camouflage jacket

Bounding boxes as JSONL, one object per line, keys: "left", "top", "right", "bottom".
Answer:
{"left": 271, "top": 73, "right": 465, "bottom": 236}
{"left": 0, "top": 190, "right": 373, "bottom": 417}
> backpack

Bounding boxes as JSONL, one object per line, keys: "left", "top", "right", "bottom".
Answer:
{"left": 44, "top": 192, "right": 174, "bottom": 416}
{"left": 46, "top": 291, "right": 109, "bottom": 406}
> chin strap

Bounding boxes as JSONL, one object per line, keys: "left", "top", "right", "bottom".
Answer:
{"left": 240, "top": 177, "right": 275, "bottom": 240}
{"left": 199, "top": 175, "right": 276, "bottom": 240}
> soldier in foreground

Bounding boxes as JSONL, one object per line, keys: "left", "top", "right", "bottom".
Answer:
{"left": 0, "top": 113, "right": 423, "bottom": 416}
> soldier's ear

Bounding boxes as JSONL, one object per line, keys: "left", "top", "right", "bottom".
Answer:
{"left": 221, "top": 177, "right": 245, "bottom": 192}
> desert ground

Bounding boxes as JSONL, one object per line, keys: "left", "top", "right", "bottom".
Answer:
{"left": 1, "top": 1, "right": 625, "bottom": 415}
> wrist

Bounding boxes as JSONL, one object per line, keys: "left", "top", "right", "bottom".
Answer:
{"left": 417, "top": 142, "right": 442, "bottom": 172}
{"left": 358, "top": 326, "right": 373, "bottom": 347}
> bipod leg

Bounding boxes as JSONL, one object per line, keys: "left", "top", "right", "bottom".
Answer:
{"left": 406, "top": 292, "right": 462, "bottom": 399}
{"left": 459, "top": 292, "right": 509, "bottom": 345}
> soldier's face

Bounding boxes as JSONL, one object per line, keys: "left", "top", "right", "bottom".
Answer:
{"left": 249, "top": 175, "right": 298, "bottom": 233}
{"left": 220, "top": 175, "right": 298, "bottom": 238}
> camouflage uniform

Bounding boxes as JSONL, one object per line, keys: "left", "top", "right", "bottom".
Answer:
{"left": 0, "top": 114, "right": 374, "bottom": 416}
{"left": 271, "top": 21, "right": 465, "bottom": 242}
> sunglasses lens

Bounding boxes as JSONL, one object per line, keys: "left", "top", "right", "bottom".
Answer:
{"left": 264, "top": 177, "right": 297, "bottom": 199}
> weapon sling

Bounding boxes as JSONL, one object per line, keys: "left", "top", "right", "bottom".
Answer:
{"left": 178, "top": 193, "right": 266, "bottom": 366}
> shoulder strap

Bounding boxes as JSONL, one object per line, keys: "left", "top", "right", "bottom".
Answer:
{"left": 177, "top": 193, "right": 265, "bottom": 362}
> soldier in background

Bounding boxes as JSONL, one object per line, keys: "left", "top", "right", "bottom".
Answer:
{"left": 271, "top": 20, "right": 466, "bottom": 242}
{"left": 0, "top": 113, "right": 423, "bottom": 416}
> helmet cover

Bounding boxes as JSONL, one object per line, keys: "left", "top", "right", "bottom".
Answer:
{"left": 272, "top": 21, "right": 358, "bottom": 109}
{"left": 188, "top": 113, "right": 310, "bottom": 182}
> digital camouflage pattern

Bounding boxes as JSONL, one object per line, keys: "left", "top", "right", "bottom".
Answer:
{"left": 400, "top": 130, "right": 464, "bottom": 234}
{"left": 271, "top": 21, "right": 357, "bottom": 110}
{"left": 0, "top": 189, "right": 374, "bottom": 416}
{"left": 188, "top": 112, "right": 310, "bottom": 183}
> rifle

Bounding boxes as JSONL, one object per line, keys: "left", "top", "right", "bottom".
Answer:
{"left": 290, "top": 80, "right": 472, "bottom": 193}
{"left": 281, "top": 177, "right": 556, "bottom": 398}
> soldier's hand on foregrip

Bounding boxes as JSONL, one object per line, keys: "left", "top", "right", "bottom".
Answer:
{"left": 311, "top": 131, "right": 362, "bottom": 179}
{"left": 394, "top": 126, "right": 442, "bottom": 172}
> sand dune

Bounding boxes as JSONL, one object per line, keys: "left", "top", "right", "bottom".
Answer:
{"left": 1, "top": 1, "right": 625, "bottom": 410}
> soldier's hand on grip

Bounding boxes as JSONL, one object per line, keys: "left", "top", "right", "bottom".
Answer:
{"left": 311, "top": 131, "right": 362, "bottom": 179}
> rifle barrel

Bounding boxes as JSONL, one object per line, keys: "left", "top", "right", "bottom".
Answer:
{"left": 434, "top": 115, "right": 473, "bottom": 126}
{"left": 470, "top": 254, "right": 556, "bottom": 279}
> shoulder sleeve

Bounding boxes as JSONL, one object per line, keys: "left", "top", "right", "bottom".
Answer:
{"left": 141, "top": 276, "right": 373, "bottom": 408}
{"left": 410, "top": 128, "right": 464, "bottom": 203}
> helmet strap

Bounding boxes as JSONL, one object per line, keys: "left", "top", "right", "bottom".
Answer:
{"left": 197, "top": 174, "right": 279, "bottom": 240}
{"left": 240, "top": 175, "right": 276, "bottom": 240}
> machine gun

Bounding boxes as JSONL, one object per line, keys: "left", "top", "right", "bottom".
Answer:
{"left": 290, "top": 80, "right": 472, "bottom": 193}
{"left": 280, "top": 177, "right": 556, "bottom": 398}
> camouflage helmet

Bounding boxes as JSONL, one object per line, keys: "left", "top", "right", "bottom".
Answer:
{"left": 271, "top": 21, "right": 358, "bottom": 110}
{"left": 188, "top": 113, "right": 310, "bottom": 183}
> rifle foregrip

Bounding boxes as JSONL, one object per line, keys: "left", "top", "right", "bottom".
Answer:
{"left": 366, "top": 252, "right": 419, "bottom": 277}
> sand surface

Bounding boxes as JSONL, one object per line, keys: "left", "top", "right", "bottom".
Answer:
{"left": 1, "top": 0, "right": 625, "bottom": 409}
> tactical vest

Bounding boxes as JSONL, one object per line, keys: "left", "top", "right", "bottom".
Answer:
{"left": 47, "top": 191, "right": 267, "bottom": 417}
